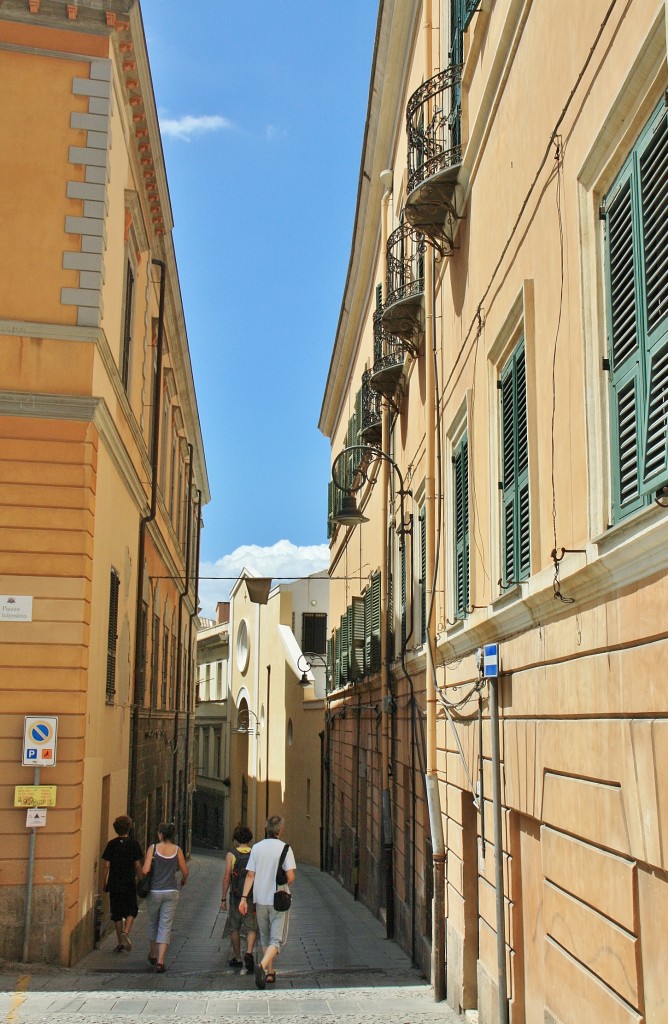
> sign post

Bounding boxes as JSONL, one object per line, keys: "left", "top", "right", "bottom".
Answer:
{"left": 21, "top": 715, "right": 58, "bottom": 962}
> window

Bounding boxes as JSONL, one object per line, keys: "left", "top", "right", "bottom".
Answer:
{"left": 604, "top": 101, "right": 668, "bottom": 523}
{"left": 500, "top": 339, "right": 530, "bottom": 586}
{"left": 150, "top": 613, "right": 160, "bottom": 707}
{"left": 120, "top": 259, "right": 134, "bottom": 391}
{"left": 105, "top": 569, "right": 120, "bottom": 704}
{"left": 419, "top": 508, "right": 427, "bottom": 643}
{"left": 161, "top": 627, "right": 169, "bottom": 708}
{"left": 453, "top": 434, "right": 470, "bottom": 618}
{"left": 302, "top": 612, "right": 327, "bottom": 654}
{"left": 364, "top": 571, "right": 382, "bottom": 674}
{"left": 136, "top": 601, "right": 148, "bottom": 705}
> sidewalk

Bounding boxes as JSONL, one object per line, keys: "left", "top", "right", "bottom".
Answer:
{"left": 0, "top": 847, "right": 464, "bottom": 1022}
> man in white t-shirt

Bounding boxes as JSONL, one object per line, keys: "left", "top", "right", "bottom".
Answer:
{"left": 239, "top": 814, "right": 296, "bottom": 989}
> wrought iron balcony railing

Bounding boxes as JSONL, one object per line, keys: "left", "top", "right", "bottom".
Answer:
{"left": 360, "top": 368, "right": 382, "bottom": 444}
{"left": 381, "top": 224, "right": 425, "bottom": 346}
{"left": 368, "top": 310, "right": 405, "bottom": 402}
{"left": 404, "top": 65, "right": 462, "bottom": 250}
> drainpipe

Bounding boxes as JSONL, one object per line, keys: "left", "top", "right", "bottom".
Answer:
{"left": 489, "top": 675, "right": 509, "bottom": 1024}
{"left": 421, "top": 0, "right": 447, "bottom": 1001}
{"left": 172, "top": 443, "right": 194, "bottom": 829}
{"left": 129, "top": 257, "right": 166, "bottom": 823}
{"left": 380, "top": 166, "right": 395, "bottom": 939}
{"left": 181, "top": 489, "right": 202, "bottom": 855}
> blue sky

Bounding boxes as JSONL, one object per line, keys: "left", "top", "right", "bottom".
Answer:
{"left": 139, "top": 2, "right": 378, "bottom": 615}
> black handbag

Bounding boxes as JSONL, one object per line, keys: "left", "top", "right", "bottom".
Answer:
{"left": 137, "top": 844, "right": 155, "bottom": 898}
{"left": 273, "top": 844, "right": 292, "bottom": 912}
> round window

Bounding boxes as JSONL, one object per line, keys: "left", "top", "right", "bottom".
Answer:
{"left": 236, "top": 619, "right": 250, "bottom": 673}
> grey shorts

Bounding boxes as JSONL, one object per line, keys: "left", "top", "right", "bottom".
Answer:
{"left": 255, "top": 903, "right": 290, "bottom": 953}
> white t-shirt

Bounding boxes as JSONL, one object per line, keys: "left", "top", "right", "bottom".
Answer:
{"left": 246, "top": 837, "right": 296, "bottom": 905}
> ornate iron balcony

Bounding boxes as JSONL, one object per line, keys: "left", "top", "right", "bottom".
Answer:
{"left": 360, "top": 368, "right": 382, "bottom": 444}
{"left": 382, "top": 224, "right": 425, "bottom": 346}
{"left": 368, "top": 309, "right": 405, "bottom": 402}
{"left": 404, "top": 65, "right": 462, "bottom": 250}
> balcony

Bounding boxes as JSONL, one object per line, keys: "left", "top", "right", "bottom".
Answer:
{"left": 404, "top": 65, "right": 462, "bottom": 252}
{"left": 382, "top": 224, "right": 425, "bottom": 346}
{"left": 369, "top": 308, "right": 406, "bottom": 401}
{"left": 360, "top": 368, "right": 382, "bottom": 444}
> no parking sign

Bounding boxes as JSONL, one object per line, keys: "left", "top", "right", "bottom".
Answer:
{"left": 22, "top": 716, "right": 58, "bottom": 767}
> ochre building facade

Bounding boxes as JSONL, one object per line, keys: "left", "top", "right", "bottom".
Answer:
{"left": 320, "top": 1, "right": 668, "bottom": 1022}
{"left": 0, "top": 0, "right": 208, "bottom": 965}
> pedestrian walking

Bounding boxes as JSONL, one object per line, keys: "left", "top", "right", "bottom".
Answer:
{"left": 141, "top": 822, "right": 188, "bottom": 973}
{"left": 239, "top": 814, "right": 296, "bottom": 989}
{"left": 101, "top": 815, "right": 143, "bottom": 952}
{"left": 220, "top": 824, "right": 258, "bottom": 972}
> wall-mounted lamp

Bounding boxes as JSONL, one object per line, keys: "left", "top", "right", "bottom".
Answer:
{"left": 297, "top": 651, "right": 329, "bottom": 687}
{"left": 235, "top": 708, "right": 259, "bottom": 736}
{"left": 331, "top": 444, "right": 413, "bottom": 536}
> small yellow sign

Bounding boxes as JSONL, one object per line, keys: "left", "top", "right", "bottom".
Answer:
{"left": 14, "top": 785, "right": 57, "bottom": 808}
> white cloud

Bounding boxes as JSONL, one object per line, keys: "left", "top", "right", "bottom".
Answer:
{"left": 198, "top": 539, "right": 329, "bottom": 618}
{"left": 160, "top": 114, "right": 233, "bottom": 141}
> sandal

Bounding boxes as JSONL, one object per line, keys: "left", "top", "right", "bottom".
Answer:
{"left": 265, "top": 971, "right": 276, "bottom": 984}
{"left": 156, "top": 963, "right": 166, "bottom": 973}
{"left": 148, "top": 955, "right": 157, "bottom": 965}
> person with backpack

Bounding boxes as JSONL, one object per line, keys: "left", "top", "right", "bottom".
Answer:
{"left": 221, "top": 824, "right": 258, "bottom": 971}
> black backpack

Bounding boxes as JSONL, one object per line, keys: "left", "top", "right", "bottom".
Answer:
{"left": 230, "top": 850, "right": 251, "bottom": 899}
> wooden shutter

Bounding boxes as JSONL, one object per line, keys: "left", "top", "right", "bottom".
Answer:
{"left": 420, "top": 508, "right": 427, "bottom": 643}
{"left": 500, "top": 341, "right": 530, "bottom": 585}
{"left": 326, "top": 637, "right": 333, "bottom": 694}
{"left": 136, "top": 601, "right": 148, "bottom": 704}
{"left": 340, "top": 609, "right": 349, "bottom": 684}
{"left": 121, "top": 260, "right": 134, "bottom": 390}
{"left": 400, "top": 542, "right": 407, "bottom": 649}
{"left": 105, "top": 569, "right": 120, "bottom": 703}
{"left": 349, "top": 597, "right": 365, "bottom": 681}
{"left": 639, "top": 108, "right": 668, "bottom": 494}
{"left": 365, "top": 571, "right": 382, "bottom": 674}
{"left": 453, "top": 436, "right": 470, "bottom": 619}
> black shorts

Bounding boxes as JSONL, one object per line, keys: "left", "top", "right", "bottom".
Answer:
{"left": 109, "top": 890, "right": 139, "bottom": 922}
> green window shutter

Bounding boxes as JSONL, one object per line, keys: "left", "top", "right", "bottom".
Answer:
{"left": 350, "top": 597, "right": 365, "bottom": 681}
{"left": 340, "top": 609, "right": 350, "bottom": 683}
{"left": 453, "top": 435, "right": 470, "bottom": 619}
{"left": 376, "top": 283, "right": 383, "bottom": 309}
{"left": 105, "top": 568, "right": 120, "bottom": 704}
{"left": 606, "top": 101, "right": 668, "bottom": 519}
{"left": 354, "top": 389, "right": 363, "bottom": 447}
{"left": 326, "top": 636, "right": 333, "bottom": 694}
{"left": 500, "top": 340, "right": 530, "bottom": 585}
{"left": 420, "top": 508, "right": 427, "bottom": 643}
{"left": 400, "top": 543, "right": 407, "bottom": 649}
{"left": 463, "top": 0, "right": 479, "bottom": 31}
{"left": 365, "top": 571, "right": 382, "bottom": 674}
{"left": 334, "top": 626, "right": 341, "bottom": 688}
{"left": 639, "top": 109, "right": 668, "bottom": 493}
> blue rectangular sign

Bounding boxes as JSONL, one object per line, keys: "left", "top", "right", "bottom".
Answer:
{"left": 483, "top": 643, "right": 499, "bottom": 678}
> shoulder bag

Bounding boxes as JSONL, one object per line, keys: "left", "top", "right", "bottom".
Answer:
{"left": 273, "top": 844, "right": 292, "bottom": 912}
{"left": 137, "top": 844, "right": 156, "bottom": 899}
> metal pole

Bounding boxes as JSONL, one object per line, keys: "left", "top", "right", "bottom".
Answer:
{"left": 21, "top": 766, "right": 40, "bottom": 962}
{"left": 489, "top": 677, "right": 509, "bottom": 1024}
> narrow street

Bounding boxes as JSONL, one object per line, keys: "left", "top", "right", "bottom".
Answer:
{"left": 0, "top": 849, "right": 464, "bottom": 1024}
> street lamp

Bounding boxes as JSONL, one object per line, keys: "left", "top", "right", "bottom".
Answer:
{"left": 297, "top": 651, "right": 329, "bottom": 688}
{"left": 331, "top": 444, "right": 413, "bottom": 537}
{"left": 235, "top": 708, "right": 259, "bottom": 736}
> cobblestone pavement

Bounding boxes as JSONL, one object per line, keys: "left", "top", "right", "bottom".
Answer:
{"left": 0, "top": 848, "right": 463, "bottom": 1023}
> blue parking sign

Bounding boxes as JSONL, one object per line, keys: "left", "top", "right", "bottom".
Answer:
{"left": 26, "top": 748, "right": 37, "bottom": 760}
{"left": 483, "top": 644, "right": 499, "bottom": 678}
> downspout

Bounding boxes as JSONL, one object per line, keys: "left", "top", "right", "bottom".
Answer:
{"left": 380, "top": 166, "right": 395, "bottom": 940}
{"left": 171, "top": 443, "right": 194, "bottom": 825}
{"left": 129, "top": 257, "right": 166, "bottom": 822}
{"left": 422, "top": 0, "right": 447, "bottom": 1001}
{"left": 265, "top": 664, "right": 270, "bottom": 822}
{"left": 353, "top": 690, "right": 362, "bottom": 900}
{"left": 181, "top": 488, "right": 202, "bottom": 855}
{"left": 490, "top": 675, "right": 509, "bottom": 1024}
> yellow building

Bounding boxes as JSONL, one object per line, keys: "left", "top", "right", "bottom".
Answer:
{"left": 0, "top": 1, "right": 209, "bottom": 964}
{"left": 320, "top": 1, "right": 668, "bottom": 1021}
{"left": 227, "top": 571, "right": 328, "bottom": 868}
{"left": 193, "top": 603, "right": 230, "bottom": 849}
